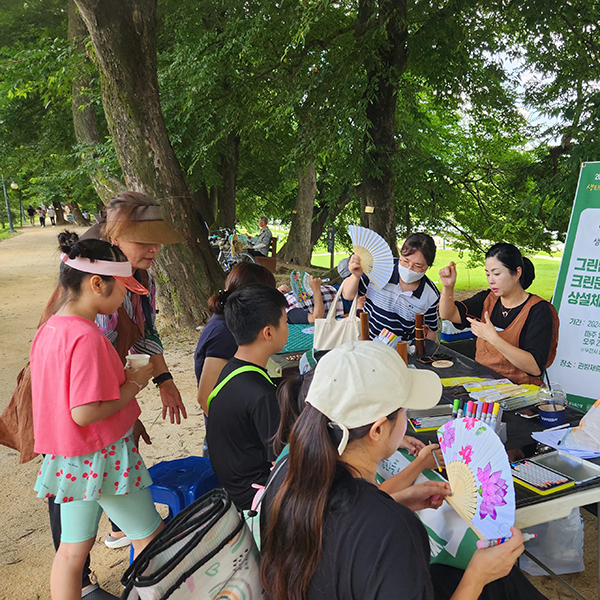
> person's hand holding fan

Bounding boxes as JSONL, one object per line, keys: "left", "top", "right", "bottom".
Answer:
{"left": 437, "top": 418, "right": 515, "bottom": 540}
{"left": 348, "top": 225, "right": 394, "bottom": 290}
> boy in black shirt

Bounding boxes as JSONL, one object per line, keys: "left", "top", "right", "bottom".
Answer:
{"left": 206, "top": 284, "right": 288, "bottom": 509}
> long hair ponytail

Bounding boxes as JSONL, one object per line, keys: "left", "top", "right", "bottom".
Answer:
{"left": 260, "top": 405, "right": 337, "bottom": 600}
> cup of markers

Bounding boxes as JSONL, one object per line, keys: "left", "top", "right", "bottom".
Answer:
{"left": 374, "top": 328, "right": 398, "bottom": 348}
{"left": 452, "top": 398, "right": 503, "bottom": 433}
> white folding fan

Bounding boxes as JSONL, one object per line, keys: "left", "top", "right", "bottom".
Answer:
{"left": 348, "top": 225, "right": 394, "bottom": 290}
{"left": 437, "top": 418, "right": 515, "bottom": 540}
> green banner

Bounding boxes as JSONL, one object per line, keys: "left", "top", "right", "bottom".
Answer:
{"left": 548, "top": 161, "right": 600, "bottom": 412}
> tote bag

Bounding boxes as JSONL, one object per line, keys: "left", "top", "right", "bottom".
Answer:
{"left": 313, "top": 286, "right": 361, "bottom": 351}
{"left": 121, "top": 488, "right": 264, "bottom": 600}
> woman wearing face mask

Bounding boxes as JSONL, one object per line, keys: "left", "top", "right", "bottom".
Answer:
{"left": 341, "top": 232, "right": 440, "bottom": 340}
{"left": 438, "top": 243, "right": 559, "bottom": 385}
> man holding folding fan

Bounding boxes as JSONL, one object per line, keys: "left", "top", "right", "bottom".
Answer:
{"left": 342, "top": 232, "right": 440, "bottom": 341}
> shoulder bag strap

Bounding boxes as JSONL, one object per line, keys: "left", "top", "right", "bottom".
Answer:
{"left": 207, "top": 365, "right": 273, "bottom": 410}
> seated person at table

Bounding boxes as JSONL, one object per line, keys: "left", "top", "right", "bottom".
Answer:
{"left": 248, "top": 216, "right": 273, "bottom": 257}
{"left": 194, "top": 262, "right": 276, "bottom": 415}
{"left": 278, "top": 276, "right": 340, "bottom": 324}
{"left": 438, "top": 243, "right": 559, "bottom": 385}
{"left": 206, "top": 284, "right": 288, "bottom": 510}
{"left": 260, "top": 342, "right": 547, "bottom": 600}
{"left": 342, "top": 232, "right": 440, "bottom": 340}
{"left": 274, "top": 366, "right": 445, "bottom": 491}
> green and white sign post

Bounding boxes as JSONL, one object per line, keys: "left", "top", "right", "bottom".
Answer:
{"left": 548, "top": 161, "right": 600, "bottom": 412}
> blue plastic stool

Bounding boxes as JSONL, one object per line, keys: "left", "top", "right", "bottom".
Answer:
{"left": 129, "top": 456, "right": 220, "bottom": 562}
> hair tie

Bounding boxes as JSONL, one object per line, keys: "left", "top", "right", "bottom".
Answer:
{"left": 219, "top": 289, "right": 231, "bottom": 306}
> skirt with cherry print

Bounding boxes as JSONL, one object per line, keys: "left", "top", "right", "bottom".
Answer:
{"left": 34, "top": 432, "right": 152, "bottom": 503}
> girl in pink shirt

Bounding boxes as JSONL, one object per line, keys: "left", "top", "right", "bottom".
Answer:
{"left": 30, "top": 232, "right": 164, "bottom": 600}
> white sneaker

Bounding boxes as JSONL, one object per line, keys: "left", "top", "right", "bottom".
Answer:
{"left": 104, "top": 533, "right": 131, "bottom": 548}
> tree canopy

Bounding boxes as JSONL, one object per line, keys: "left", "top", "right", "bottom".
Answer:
{"left": 1, "top": 0, "right": 599, "bottom": 319}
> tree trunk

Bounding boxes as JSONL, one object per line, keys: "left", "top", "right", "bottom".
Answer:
{"left": 69, "top": 200, "right": 90, "bottom": 226}
{"left": 68, "top": 0, "right": 125, "bottom": 204}
{"left": 279, "top": 162, "right": 317, "bottom": 265}
{"left": 310, "top": 188, "right": 353, "bottom": 248}
{"left": 74, "top": 0, "right": 225, "bottom": 326}
{"left": 52, "top": 200, "right": 67, "bottom": 226}
{"left": 211, "top": 132, "right": 239, "bottom": 229}
{"left": 359, "top": 0, "right": 409, "bottom": 256}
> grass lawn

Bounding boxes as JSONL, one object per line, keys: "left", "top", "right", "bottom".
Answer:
{"left": 0, "top": 227, "right": 19, "bottom": 242}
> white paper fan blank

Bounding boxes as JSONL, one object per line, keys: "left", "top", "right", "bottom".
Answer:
{"left": 437, "top": 418, "right": 515, "bottom": 540}
{"left": 348, "top": 225, "right": 394, "bottom": 290}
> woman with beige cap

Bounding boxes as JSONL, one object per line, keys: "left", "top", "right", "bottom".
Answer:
{"left": 260, "top": 341, "right": 546, "bottom": 600}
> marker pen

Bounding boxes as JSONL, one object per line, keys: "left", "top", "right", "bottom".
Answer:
{"left": 475, "top": 400, "right": 484, "bottom": 420}
{"left": 490, "top": 403, "right": 500, "bottom": 429}
{"left": 466, "top": 401, "right": 474, "bottom": 419}
{"left": 452, "top": 398, "right": 460, "bottom": 419}
{"left": 428, "top": 441, "right": 443, "bottom": 473}
{"left": 481, "top": 402, "right": 489, "bottom": 423}
{"left": 457, "top": 399, "right": 465, "bottom": 419}
{"left": 476, "top": 533, "right": 537, "bottom": 549}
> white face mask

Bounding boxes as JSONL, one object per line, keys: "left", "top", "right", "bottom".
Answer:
{"left": 398, "top": 264, "right": 426, "bottom": 284}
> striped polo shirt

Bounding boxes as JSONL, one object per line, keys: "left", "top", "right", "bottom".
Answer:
{"left": 358, "top": 259, "right": 440, "bottom": 341}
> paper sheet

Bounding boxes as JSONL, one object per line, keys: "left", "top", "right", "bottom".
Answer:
{"left": 531, "top": 428, "right": 600, "bottom": 459}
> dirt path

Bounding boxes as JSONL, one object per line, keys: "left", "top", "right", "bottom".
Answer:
{"left": 0, "top": 226, "right": 597, "bottom": 599}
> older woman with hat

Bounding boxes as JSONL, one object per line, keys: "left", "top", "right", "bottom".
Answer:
{"left": 92, "top": 192, "right": 186, "bottom": 426}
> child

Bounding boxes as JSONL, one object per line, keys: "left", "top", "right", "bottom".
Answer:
{"left": 30, "top": 232, "right": 164, "bottom": 600}
{"left": 206, "top": 284, "right": 288, "bottom": 510}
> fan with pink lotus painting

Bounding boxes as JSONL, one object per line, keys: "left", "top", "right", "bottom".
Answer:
{"left": 437, "top": 417, "right": 515, "bottom": 540}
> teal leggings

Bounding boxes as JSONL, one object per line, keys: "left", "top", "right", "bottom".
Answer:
{"left": 60, "top": 488, "right": 162, "bottom": 544}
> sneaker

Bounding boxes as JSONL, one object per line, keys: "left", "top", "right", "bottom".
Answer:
{"left": 104, "top": 533, "right": 131, "bottom": 548}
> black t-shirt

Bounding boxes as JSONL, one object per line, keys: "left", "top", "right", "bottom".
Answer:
{"left": 261, "top": 460, "right": 434, "bottom": 600}
{"left": 206, "top": 357, "right": 280, "bottom": 510}
{"left": 455, "top": 290, "right": 553, "bottom": 373}
{"left": 193, "top": 313, "right": 238, "bottom": 384}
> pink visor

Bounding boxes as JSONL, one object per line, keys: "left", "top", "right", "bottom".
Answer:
{"left": 61, "top": 254, "right": 149, "bottom": 295}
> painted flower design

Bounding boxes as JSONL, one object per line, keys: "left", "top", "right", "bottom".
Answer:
{"left": 477, "top": 462, "right": 508, "bottom": 520}
{"left": 459, "top": 445, "right": 473, "bottom": 465}
{"left": 462, "top": 417, "right": 477, "bottom": 431}
{"left": 439, "top": 425, "right": 455, "bottom": 452}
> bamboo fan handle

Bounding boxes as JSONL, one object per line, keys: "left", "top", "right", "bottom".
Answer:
{"left": 360, "top": 311, "right": 370, "bottom": 340}
{"left": 415, "top": 312, "right": 425, "bottom": 356}
{"left": 446, "top": 496, "right": 484, "bottom": 540}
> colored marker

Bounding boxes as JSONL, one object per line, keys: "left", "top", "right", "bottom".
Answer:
{"left": 428, "top": 441, "right": 443, "bottom": 473}
{"left": 475, "top": 400, "right": 484, "bottom": 420}
{"left": 490, "top": 402, "right": 500, "bottom": 429}
{"left": 481, "top": 402, "right": 489, "bottom": 422}
{"left": 476, "top": 533, "right": 537, "bottom": 550}
{"left": 452, "top": 398, "right": 460, "bottom": 419}
{"left": 465, "top": 401, "right": 474, "bottom": 419}
{"left": 457, "top": 399, "right": 465, "bottom": 419}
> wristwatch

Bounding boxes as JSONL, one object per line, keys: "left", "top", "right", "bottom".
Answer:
{"left": 153, "top": 372, "right": 173, "bottom": 388}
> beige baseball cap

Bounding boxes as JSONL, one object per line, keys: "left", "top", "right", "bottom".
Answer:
{"left": 305, "top": 341, "right": 442, "bottom": 454}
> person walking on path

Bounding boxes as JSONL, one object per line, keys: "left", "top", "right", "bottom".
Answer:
{"left": 47, "top": 206, "right": 56, "bottom": 227}
{"left": 27, "top": 205, "right": 36, "bottom": 226}
{"left": 37, "top": 206, "right": 46, "bottom": 228}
